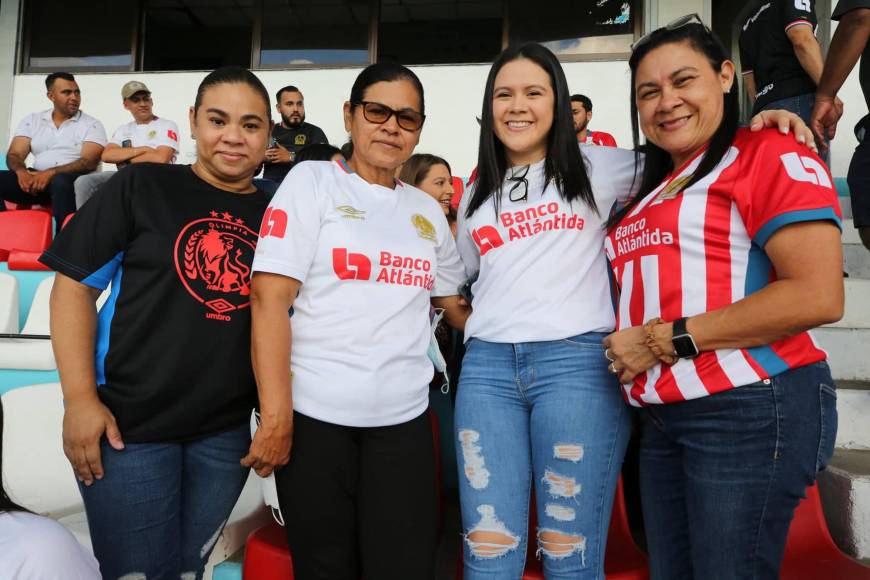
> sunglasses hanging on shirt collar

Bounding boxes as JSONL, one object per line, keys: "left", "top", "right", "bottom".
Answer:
{"left": 507, "top": 164, "right": 531, "bottom": 203}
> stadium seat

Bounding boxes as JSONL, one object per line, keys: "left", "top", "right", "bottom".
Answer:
{"left": 451, "top": 175, "right": 465, "bottom": 210}
{"left": 457, "top": 475, "right": 648, "bottom": 579}
{"left": 0, "top": 271, "right": 19, "bottom": 334}
{"left": 780, "top": 482, "right": 870, "bottom": 579}
{"left": 7, "top": 250, "right": 50, "bottom": 271}
{"left": 0, "top": 276, "right": 54, "bottom": 370}
{"left": 0, "top": 210, "right": 52, "bottom": 262}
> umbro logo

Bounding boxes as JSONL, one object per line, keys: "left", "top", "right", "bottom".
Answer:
{"left": 336, "top": 205, "right": 366, "bottom": 220}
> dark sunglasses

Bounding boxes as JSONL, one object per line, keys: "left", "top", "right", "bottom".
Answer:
{"left": 353, "top": 101, "right": 425, "bottom": 132}
{"left": 630, "top": 13, "right": 709, "bottom": 52}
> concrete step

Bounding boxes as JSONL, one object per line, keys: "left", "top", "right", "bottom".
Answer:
{"left": 840, "top": 197, "right": 852, "bottom": 220}
{"left": 826, "top": 279, "right": 870, "bottom": 329}
{"left": 835, "top": 381, "right": 870, "bottom": 451}
{"left": 813, "top": 328, "right": 870, "bottom": 381}
{"left": 819, "top": 448, "right": 870, "bottom": 560}
{"left": 843, "top": 219, "right": 870, "bottom": 278}
{"left": 844, "top": 219, "right": 863, "bottom": 245}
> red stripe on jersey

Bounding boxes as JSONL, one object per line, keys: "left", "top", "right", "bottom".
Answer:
{"left": 703, "top": 182, "right": 734, "bottom": 312}
{"left": 629, "top": 259, "right": 645, "bottom": 328}
{"left": 654, "top": 364, "right": 685, "bottom": 403}
{"left": 784, "top": 19, "right": 812, "bottom": 32}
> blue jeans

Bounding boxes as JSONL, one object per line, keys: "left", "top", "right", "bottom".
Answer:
{"left": 761, "top": 94, "right": 829, "bottom": 164}
{"left": 78, "top": 422, "right": 252, "bottom": 580}
{"left": 455, "top": 333, "right": 631, "bottom": 579}
{"left": 638, "top": 361, "right": 838, "bottom": 580}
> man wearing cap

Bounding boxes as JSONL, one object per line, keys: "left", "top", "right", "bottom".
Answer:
{"left": 0, "top": 72, "right": 107, "bottom": 230}
{"left": 74, "top": 80, "right": 180, "bottom": 208}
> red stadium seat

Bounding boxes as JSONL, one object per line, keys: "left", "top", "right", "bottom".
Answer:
{"left": 780, "top": 483, "right": 870, "bottom": 579}
{"left": 62, "top": 212, "right": 75, "bottom": 229}
{"left": 450, "top": 176, "right": 464, "bottom": 211}
{"left": 243, "top": 520, "right": 294, "bottom": 580}
{"left": 7, "top": 250, "right": 50, "bottom": 271}
{"left": 0, "top": 210, "right": 52, "bottom": 262}
{"left": 457, "top": 475, "right": 648, "bottom": 579}
{"left": 242, "top": 411, "right": 444, "bottom": 578}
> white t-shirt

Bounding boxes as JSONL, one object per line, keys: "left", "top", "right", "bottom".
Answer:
{"left": 110, "top": 116, "right": 180, "bottom": 163}
{"left": 14, "top": 109, "right": 108, "bottom": 171}
{"left": 0, "top": 511, "right": 100, "bottom": 579}
{"left": 456, "top": 145, "right": 638, "bottom": 343}
{"left": 252, "top": 160, "right": 465, "bottom": 427}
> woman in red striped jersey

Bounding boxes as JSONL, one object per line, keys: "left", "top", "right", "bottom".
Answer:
{"left": 604, "top": 15, "right": 844, "bottom": 580}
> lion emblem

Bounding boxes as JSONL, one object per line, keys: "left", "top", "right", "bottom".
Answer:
{"left": 189, "top": 228, "right": 251, "bottom": 296}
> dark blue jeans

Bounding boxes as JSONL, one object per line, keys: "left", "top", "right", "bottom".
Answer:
{"left": 638, "top": 361, "right": 837, "bottom": 580}
{"left": 0, "top": 169, "right": 83, "bottom": 232}
{"left": 761, "top": 94, "right": 829, "bottom": 164}
{"left": 78, "top": 422, "right": 251, "bottom": 580}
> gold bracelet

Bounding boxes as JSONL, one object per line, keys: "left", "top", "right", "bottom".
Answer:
{"left": 644, "top": 318, "right": 678, "bottom": 365}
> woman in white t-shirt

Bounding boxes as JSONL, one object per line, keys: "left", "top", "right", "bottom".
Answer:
{"left": 453, "top": 42, "right": 816, "bottom": 579}
{"left": 247, "top": 62, "right": 467, "bottom": 579}
{"left": 0, "top": 400, "right": 100, "bottom": 580}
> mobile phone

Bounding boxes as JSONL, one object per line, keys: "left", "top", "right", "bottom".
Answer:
{"left": 121, "top": 139, "right": 132, "bottom": 148}
{"left": 269, "top": 137, "right": 278, "bottom": 149}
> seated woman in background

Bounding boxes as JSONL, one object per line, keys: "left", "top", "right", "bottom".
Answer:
{"left": 400, "top": 153, "right": 458, "bottom": 236}
{"left": 41, "top": 66, "right": 272, "bottom": 579}
{"left": 604, "top": 15, "right": 843, "bottom": 580}
{"left": 0, "top": 399, "right": 101, "bottom": 579}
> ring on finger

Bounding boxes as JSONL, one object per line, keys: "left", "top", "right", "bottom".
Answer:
{"left": 608, "top": 363, "right": 620, "bottom": 375}
{"left": 604, "top": 349, "right": 615, "bottom": 362}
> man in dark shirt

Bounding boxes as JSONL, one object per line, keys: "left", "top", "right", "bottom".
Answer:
{"left": 811, "top": 0, "right": 870, "bottom": 250}
{"left": 260, "top": 85, "right": 328, "bottom": 190}
{"left": 739, "top": 0, "right": 829, "bottom": 125}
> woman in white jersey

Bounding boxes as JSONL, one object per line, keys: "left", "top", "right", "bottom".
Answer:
{"left": 454, "top": 41, "right": 818, "bottom": 579}
{"left": 604, "top": 17, "right": 843, "bottom": 579}
{"left": 247, "top": 62, "right": 467, "bottom": 579}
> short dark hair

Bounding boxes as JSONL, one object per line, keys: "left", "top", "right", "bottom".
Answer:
{"left": 570, "top": 94, "right": 592, "bottom": 111}
{"left": 607, "top": 21, "right": 738, "bottom": 229}
{"left": 349, "top": 62, "right": 425, "bottom": 117}
{"left": 465, "top": 42, "right": 597, "bottom": 219}
{"left": 294, "top": 143, "right": 342, "bottom": 163}
{"left": 193, "top": 66, "right": 271, "bottom": 122}
{"left": 45, "top": 72, "right": 75, "bottom": 90}
{"left": 276, "top": 85, "right": 302, "bottom": 103}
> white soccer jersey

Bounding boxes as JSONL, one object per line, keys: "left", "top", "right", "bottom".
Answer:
{"left": 252, "top": 159, "right": 465, "bottom": 427}
{"left": 110, "top": 117, "right": 180, "bottom": 162}
{"left": 605, "top": 128, "right": 841, "bottom": 407}
{"left": 456, "top": 145, "right": 638, "bottom": 343}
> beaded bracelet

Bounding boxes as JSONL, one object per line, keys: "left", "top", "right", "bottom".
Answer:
{"left": 644, "top": 317, "right": 678, "bottom": 365}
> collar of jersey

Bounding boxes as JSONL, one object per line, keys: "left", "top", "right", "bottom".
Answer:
{"left": 335, "top": 158, "right": 403, "bottom": 189}
{"left": 667, "top": 143, "right": 709, "bottom": 181}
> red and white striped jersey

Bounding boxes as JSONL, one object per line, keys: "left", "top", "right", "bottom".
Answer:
{"left": 604, "top": 128, "right": 841, "bottom": 407}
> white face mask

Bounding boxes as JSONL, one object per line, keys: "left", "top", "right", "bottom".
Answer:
{"left": 427, "top": 308, "right": 449, "bottom": 393}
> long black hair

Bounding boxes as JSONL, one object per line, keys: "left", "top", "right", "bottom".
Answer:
{"left": 465, "top": 42, "right": 596, "bottom": 218}
{"left": 1, "top": 399, "right": 28, "bottom": 513}
{"left": 607, "top": 22, "right": 739, "bottom": 229}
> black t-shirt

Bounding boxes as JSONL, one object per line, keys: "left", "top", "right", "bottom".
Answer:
{"left": 262, "top": 122, "right": 328, "bottom": 182}
{"left": 739, "top": 0, "right": 819, "bottom": 113}
{"left": 833, "top": 0, "right": 870, "bottom": 110}
{"left": 40, "top": 164, "right": 269, "bottom": 443}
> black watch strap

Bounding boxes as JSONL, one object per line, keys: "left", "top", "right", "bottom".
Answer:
{"left": 673, "top": 317, "right": 688, "bottom": 337}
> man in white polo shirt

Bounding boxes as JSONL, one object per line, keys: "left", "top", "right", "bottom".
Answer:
{"left": 0, "top": 72, "right": 107, "bottom": 230}
{"left": 74, "top": 80, "right": 180, "bottom": 208}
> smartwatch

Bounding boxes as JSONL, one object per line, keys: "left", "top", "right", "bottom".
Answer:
{"left": 671, "top": 317, "right": 699, "bottom": 359}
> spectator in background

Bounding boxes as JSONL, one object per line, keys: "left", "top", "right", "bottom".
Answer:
{"left": 811, "top": 0, "right": 870, "bottom": 251}
{"left": 74, "top": 80, "right": 180, "bottom": 209}
{"left": 399, "top": 153, "right": 457, "bottom": 235}
{"left": 0, "top": 399, "right": 101, "bottom": 579}
{"left": 0, "top": 72, "right": 106, "bottom": 230}
{"left": 293, "top": 142, "right": 343, "bottom": 164}
{"left": 739, "top": 0, "right": 835, "bottom": 127}
{"left": 259, "top": 85, "right": 328, "bottom": 193}
{"left": 570, "top": 94, "right": 617, "bottom": 146}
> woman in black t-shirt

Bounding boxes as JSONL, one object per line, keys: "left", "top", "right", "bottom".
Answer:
{"left": 41, "top": 67, "right": 272, "bottom": 579}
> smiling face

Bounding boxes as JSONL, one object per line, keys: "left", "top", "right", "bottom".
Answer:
{"left": 417, "top": 163, "right": 454, "bottom": 215}
{"left": 343, "top": 79, "right": 423, "bottom": 179}
{"left": 124, "top": 92, "right": 155, "bottom": 124}
{"left": 491, "top": 58, "right": 555, "bottom": 167}
{"left": 189, "top": 82, "right": 270, "bottom": 191}
{"left": 634, "top": 40, "right": 734, "bottom": 168}
{"left": 48, "top": 78, "right": 81, "bottom": 118}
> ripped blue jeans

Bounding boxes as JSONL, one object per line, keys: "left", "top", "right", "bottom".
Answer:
{"left": 455, "top": 334, "right": 631, "bottom": 579}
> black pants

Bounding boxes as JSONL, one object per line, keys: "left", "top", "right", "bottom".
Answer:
{"left": 0, "top": 169, "right": 84, "bottom": 232}
{"left": 276, "top": 410, "right": 437, "bottom": 580}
